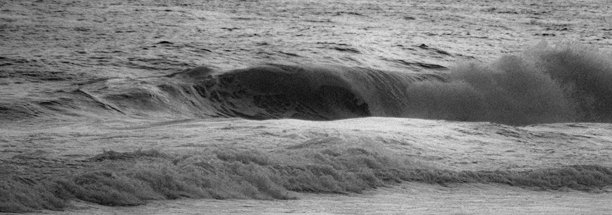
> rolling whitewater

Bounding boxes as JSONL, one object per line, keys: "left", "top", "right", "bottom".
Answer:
{"left": 1, "top": 0, "right": 612, "bottom": 214}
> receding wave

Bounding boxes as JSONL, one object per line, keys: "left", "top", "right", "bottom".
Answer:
{"left": 11, "top": 42, "right": 611, "bottom": 125}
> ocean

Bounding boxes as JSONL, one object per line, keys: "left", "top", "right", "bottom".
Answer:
{"left": 1, "top": 0, "right": 612, "bottom": 214}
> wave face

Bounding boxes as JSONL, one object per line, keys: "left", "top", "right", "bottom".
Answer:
{"left": 32, "top": 43, "right": 610, "bottom": 125}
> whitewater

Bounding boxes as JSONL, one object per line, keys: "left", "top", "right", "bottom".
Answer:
{"left": 1, "top": 0, "right": 612, "bottom": 214}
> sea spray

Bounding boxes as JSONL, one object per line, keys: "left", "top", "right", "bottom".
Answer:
{"left": 402, "top": 42, "right": 612, "bottom": 124}
{"left": 403, "top": 54, "right": 575, "bottom": 124}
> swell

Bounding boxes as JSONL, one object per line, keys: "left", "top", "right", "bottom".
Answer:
{"left": 8, "top": 42, "right": 612, "bottom": 125}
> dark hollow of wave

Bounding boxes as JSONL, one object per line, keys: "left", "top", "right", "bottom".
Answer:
{"left": 6, "top": 42, "right": 611, "bottom": 125}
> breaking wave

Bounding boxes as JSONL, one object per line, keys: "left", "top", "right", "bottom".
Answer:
{"left": 18, "top": 42, "right": 612, "bottom": 125}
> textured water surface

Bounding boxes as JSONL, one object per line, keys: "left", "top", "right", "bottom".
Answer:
{"left": 1, "top": 0, "right": 612, "bottom": 214}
